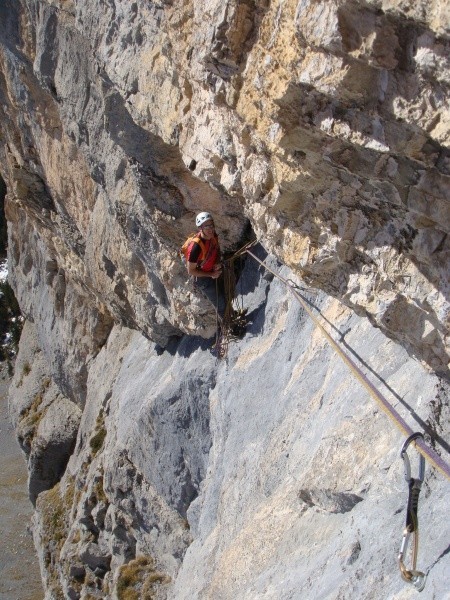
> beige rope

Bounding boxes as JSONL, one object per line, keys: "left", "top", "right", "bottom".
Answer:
{"left": 246, "top": 248, "right": 450, "bottom": 482}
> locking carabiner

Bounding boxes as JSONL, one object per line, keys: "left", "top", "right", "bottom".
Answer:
{"left": 398, "top": 432, "right": 426, "bottom": 592}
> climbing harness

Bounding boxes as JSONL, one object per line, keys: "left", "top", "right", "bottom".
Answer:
{"left": 244, "top": 246, "right": 450, "bottom": 482}
{"left": 398, "top": 433, "right": 427, "bottom": 592}
{"left": 182, "top": 234, "right": 255, "bottom": 359}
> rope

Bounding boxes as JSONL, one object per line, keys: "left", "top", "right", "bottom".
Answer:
{"left": 214, "top": 278, "right": 221, "bottom": 351}
{"left": 212, "top": 241, "right": 254, "bottom": 358}
{"left": 214, "top": 261, "right": 236, "bottom": 358}
{"left": 245, "top": 248, "right": 450, "bottom": 482}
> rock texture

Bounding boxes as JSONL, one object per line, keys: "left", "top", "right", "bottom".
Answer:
{"left": 9, "top": 257, "right": 450, "bottom": 599}
{"left": 9, "top": 321, "right": 82, "bottom": 504}
{"left": 1, "top": 0, "right": 449, "bottom": 598}
{"left": 1, "top": 0, "right": 449, "bottom": 373}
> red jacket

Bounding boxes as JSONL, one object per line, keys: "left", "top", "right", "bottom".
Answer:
{"left": 186, "top": 233, "right": 220, "bottom": 272}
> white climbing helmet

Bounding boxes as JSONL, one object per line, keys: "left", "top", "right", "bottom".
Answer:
{"left": 196, "top": 211, "right": 213, "bottom": 227}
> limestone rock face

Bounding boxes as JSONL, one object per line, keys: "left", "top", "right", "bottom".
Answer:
{"left": 1, "top": 0, "right": 449, "bottom": 598}
{"left": 9, "top": 321, "right": 82, "bottom": 504}
{"left": 10, "top": 256, "right": 450, "bottom": 599}
{"left": 0, "top": 0, "right": 448, "bottom": 375}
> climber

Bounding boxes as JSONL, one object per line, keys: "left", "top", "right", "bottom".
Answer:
{"left": 184, "top": 212, "right": 226, "bottom": 318}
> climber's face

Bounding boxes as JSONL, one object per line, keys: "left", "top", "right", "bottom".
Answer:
{"left": 201, "top": 220, "right": 215, "bottom": 239}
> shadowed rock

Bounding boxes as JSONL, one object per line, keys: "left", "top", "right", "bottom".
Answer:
{"left": 299, "top": 488, "right": 364, "bottom": 514}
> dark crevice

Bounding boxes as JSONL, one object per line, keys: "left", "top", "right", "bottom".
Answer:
{"left": 0, "top": 174, "right": 7, "bottom": 259}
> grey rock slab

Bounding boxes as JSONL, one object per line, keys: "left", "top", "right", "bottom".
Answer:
{"left": 171, "top": 268, "right": 450, "bottom": 600}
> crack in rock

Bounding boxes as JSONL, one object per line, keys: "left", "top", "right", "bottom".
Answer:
{"left": 298, "top": 488, "right": 364, "bottom": 514}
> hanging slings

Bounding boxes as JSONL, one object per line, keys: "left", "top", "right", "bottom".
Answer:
{"left": 212, "top": 239, "right": 257, "bottom": 358}
{"left": 398, "top": 432, "right": 427, "bottom": 592}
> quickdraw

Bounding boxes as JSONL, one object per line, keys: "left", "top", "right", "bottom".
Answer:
{"left": 398, "top": 432, "right": 427, "bottom": 592}
{"left": 242, "top": 244, "right": 450, "bottom": 590}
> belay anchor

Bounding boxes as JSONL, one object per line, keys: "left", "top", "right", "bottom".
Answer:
{"left": 398, "top": 432, "right": 427, "bottom": 592}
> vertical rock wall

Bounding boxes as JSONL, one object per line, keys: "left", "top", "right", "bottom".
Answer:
{"left": 8, "top": 256, "right": 450, "bottom": 599}
{"left": 1, "top": 0, "right": 449, "bottom": 598}
{"left": 0, "top": 0, "right": 448, "bottom": 374}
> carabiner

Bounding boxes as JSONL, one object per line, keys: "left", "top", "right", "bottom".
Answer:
{"left": 398, "top": 432, "right": 426, "bottom": 592}
{"left": 401, "top": 432, "right": 425, "bottom": 483}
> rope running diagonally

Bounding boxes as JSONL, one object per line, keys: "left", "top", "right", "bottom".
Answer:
{"left": 245, "top": 248, "right": 450, "bottom": 482}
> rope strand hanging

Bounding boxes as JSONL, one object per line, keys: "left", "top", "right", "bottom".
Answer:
{"left": 211, "top": 240, "right": 256, "bottom": 358}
